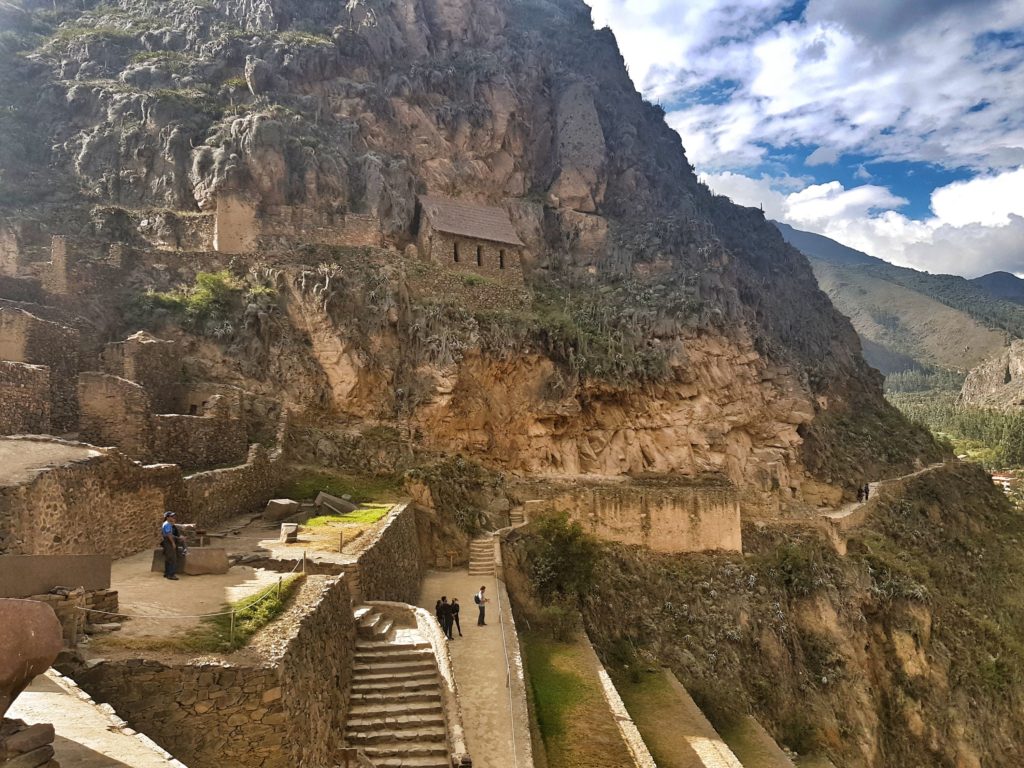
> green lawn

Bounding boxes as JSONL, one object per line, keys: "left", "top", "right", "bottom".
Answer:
{"left": 275, "top": 468, "right": 403, "bottom": 504}
{"left": 521, "top": 632, "right": 634, "bottom": 768}
{"left": 304, "top": 504, "right": 393, "bottom": 527}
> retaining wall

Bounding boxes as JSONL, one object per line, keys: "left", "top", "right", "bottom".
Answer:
{"left": 355, "top": 503, "right": 423, "bottom": 604}
{"left": 178, "top": 444, "right": 286, "bottom": 530}
{"left": 69, "top": 574, "right": 356, "bottom": 768}
{"left": 77, "top": 372, "right": 153, "bottom": 459}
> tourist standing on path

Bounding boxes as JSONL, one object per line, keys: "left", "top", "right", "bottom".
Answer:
{"left": 863, "top": 483, "right": 870, "bottom": 500}
{"left": 475, "top": 585, "right": 489, "bottom": 626}
{"left": 161, "top": 511, "right": 182, "bottom": 580}
{"left": 439, "top": 596, "right": 454, "bottom": 640}
{"left": 451, "top": 598, "right": 463, "bottom": 637}
{"left": 435, "top": 597, "right": 444, "bottom": 626}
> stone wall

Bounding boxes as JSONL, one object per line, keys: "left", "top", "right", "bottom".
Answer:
{"left": 356, "top": 503, "right": 423, "bottom": 603}
{"left": 537, "top": 478, "right": 743, "bottom": 553}
{"left": 0, "top": 553, "right": 110, "bottom": 597}
{"left": 69, "top": 574, "right": 356, "bottom": 768}
{"left": 0, "top": 361, "right": 50, "bottom": 435}
{"left": 101, "top": 331, "right": 182, "bottom": 414}
{"left": 427, "top": 231, "right": 524, "bottom": 284}
{"left": 77, "top": 372, "right": 153, "bottom": 459}
{"left": 257, "top": 207, "right": 382, "bottom": 249}
{"left": 0, "top": 306, "right": 79, "bottom": 431}
{"left": 0, "top": 437, "right": 180, "bottom": 558}
{"left": 151, "top": 413, "right": 248, "bottom": 471}
{"left": 178, "top": 443, "right": 285, "bottom": 530}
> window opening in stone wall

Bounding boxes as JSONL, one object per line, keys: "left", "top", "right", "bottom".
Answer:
{"left": 453, "top": 241, "right": 460, "bottom": 262}
{"left": 499, "top": 249, "right": 506, "bottom": 269}
{"left": 476, "top": 245, "right": 483, "bottom": 266}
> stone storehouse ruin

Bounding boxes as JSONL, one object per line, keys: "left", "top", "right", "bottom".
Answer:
{"left": 416, "top": 196, "right": 525, "bottom": 282}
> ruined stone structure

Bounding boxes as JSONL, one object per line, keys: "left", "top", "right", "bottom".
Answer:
{"left": 71, "top": 575, "right": 357, "bottom": 768}
{"left": 214, "top": 194, "right": 383, "bottom": 254}
{"left": 0, "top": 361, "right": 50, "bottom": 435}
{"left": 101, "top": 331, "right": 182, "bottom": 414}
{"left": 0, "top": 435, "right": 286, "bottom": 559}
{"left": 416, "top": 196, "right": 525, "bottom": 282}
{"left": 0, "top": 307, "right": 79, "bottom": 432}
{"left": 525, "top": 477, "right": 743, "bottom": 553}
{"left": 77, "top": 372, "right": 153, "bottom": 457}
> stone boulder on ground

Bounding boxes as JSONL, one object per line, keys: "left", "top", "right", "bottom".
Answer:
{"left": 0, "top": 599, "right": 63, "bottom": 718}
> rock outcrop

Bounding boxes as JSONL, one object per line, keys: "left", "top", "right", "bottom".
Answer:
{"left": 959, "top": 340, "right": 1024, "bottom": 409}
{"left": 0, "top": 599, "right": 63, "bottom": 718}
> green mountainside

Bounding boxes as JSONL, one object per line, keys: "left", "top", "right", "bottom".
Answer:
{"left": 775, "top": 223, "right": 1023, "bottom": 375}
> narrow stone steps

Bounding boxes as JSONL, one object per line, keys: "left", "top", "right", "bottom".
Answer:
{"left": 368, "top": 757, "right": 450, "bottom": 768}
{"left": 351, "top": 676, "right": 438, "bottom": 694}
{"left": 348, "top": 699, "right": 444, "bottom": 718}
{"left": 356, "top": 639, "right": 431, "bottom": 652}
{"left": 346, "top": 712, "right": 446, "bottom": 731}
{"left": 352, "top": 667, "right": 438, "bottom": 684}
{"left": 350, "top": 689, "right": 443, "bottom": 705}
{"left": 347, "top": 727, "right": 447, "bottom": 745}
{"left": 353, "top": 663, "right": 438, "bottom": 678}
{"left": 355, "top": 648, "right": 435, "bottom": 663}
{"left": 352, "top": 659, "right": 438, "bottom": 675}
{"left": 362, "top": 742, "right": 449, "bottom": 758}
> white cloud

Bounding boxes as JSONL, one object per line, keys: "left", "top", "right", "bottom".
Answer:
{"left": 708, "top": 167, "right": 1024, "bottom": 278}
{"left": 588, "top": 0, "right": 1024, "bottom": 173}
{"left": 929, "top": 168, "right": 1024, "bottom": 227}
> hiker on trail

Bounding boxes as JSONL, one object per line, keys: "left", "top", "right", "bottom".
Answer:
{"left": 863, "top": 483, "right": 870, "bottom": 500}
{"left": 451, "top": 598, "right": 463, "bottom": 637}
{"left": 161, "top": 511, "right": 184, "bottom": 580}
{"left": 435, "top": 597, "right": 444, "bottom": 626}
{"left": 475, "top": 585, "right": 489, "bottom": 626}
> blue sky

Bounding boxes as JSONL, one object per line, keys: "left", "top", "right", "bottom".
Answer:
{"left": 586, "top": 0, "right": 1024, "bottom": 277}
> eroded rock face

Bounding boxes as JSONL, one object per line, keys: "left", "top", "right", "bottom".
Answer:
{"left": 0, "top": 599, "right": 63, "bottom": 718}
{"left": 959, "top": 340, "right": 1024, "bottom": 409}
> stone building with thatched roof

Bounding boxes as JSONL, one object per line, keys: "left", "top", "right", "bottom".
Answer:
{"left": 416, "top": 196, "right": 524, "bottom": 283}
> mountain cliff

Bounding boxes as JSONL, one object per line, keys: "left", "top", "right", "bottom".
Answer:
{"left": 0, "top": 0, "right": 939, "bottom": 493}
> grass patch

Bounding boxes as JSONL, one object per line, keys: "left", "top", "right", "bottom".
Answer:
{"left": 96, "top": 575, "right": 303, "bottom": 655}
{"left": 614, "top": 668, "right": 700, "bottom": 768}
{"left": 521, "top": 632, "right": 635, "bottom": 767}
{"left": 275, "top": 469, "right": 403, "bottom": 504}
{"left": 304, "top": 504, "right": 392, "bottom": 527}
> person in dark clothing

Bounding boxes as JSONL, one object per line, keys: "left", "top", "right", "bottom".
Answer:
{"left": 451, "top": 598, "right": 463, "bottom": 637}
{"left": 856, "top": 486, "right": 864, "bottom": 502}
{"left": 863, "top": 483, "right": 870, "bottom": 500}
{"left": 439, "top": 597, "right": 454, "bottom": 639}
{"left": 435, "top": 597, "right": 444, "bottom": 626}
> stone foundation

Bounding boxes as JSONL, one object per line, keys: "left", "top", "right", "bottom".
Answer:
{"left": 77, "top": 372, "right": 152, "bottom": 459}
{"left": 178, "top": 443, "right": 285, "bottom": 530}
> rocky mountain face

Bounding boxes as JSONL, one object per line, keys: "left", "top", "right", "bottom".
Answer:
{"left": 960, "top": 339, "right": 1024, "bottom": 409}
{"left": 0, "top": 0, "right": 938, "bottom": 497}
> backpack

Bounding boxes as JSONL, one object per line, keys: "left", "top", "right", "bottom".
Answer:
{"left": 474, "top": 594, "right": 481, "bottom": 605}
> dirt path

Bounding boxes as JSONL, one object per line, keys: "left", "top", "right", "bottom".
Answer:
{"left": 8, "top": 672, "right": 182, "bottom": 767}
{"left": 103, "top": 550, "right": 284, "bottom": 641}
{"left": 418, "top": 569, "right": 520, "bottom": 768}
{"left": 822, "top": 463, "right": 946, "bottom": 523}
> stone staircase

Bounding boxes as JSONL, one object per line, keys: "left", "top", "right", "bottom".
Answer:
{"left": 468, "top": 536, "right": 495, "bottom": 576}
{"left": 345, "top": 606, "right": 450, "bottom": 768}
{"left": 509, "top": 507, "right": 525, "bottom": 526}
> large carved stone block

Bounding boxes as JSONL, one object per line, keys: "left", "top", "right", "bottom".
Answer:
{"left": 0, "top": 599, "right": 63, "bottom": 718}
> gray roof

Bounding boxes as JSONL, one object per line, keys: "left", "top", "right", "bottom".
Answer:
{"left": 419, "top": 196, "right": 524, "bottom": 247}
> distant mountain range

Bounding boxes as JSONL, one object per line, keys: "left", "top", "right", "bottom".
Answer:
{"left": 774, "top": 222, "right": 1024, "bottom": 375}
